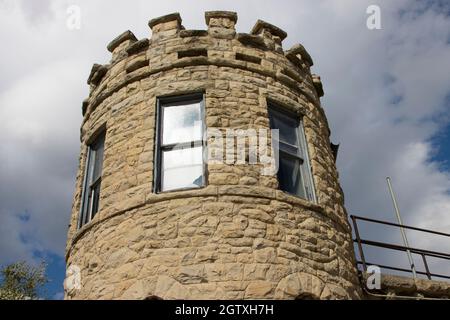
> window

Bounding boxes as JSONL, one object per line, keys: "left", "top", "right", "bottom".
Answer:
{"left": 154, "top": 93, "right": 206, "bottom": 193}
{"left": 268, "top": 102, "right": 316, "bottom": 201}
{"left": 79, "top": 131, "right": 105, "bottom": 228}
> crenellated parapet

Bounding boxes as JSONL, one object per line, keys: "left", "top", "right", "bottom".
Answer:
{"left": 82, "top": 11, "right": 323, "bottom": 123}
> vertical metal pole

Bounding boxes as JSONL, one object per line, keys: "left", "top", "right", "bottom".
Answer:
{"left": 386, "top": 177, "right": 417, "bottom": 279}
{"left": 351, "top": 216, "right": 367, "bottom": 272}
{"left": 421, "top": 254, "right": 432, "bottom": 280}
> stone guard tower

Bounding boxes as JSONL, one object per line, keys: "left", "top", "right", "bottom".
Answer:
{"left": 65, "top": 11, "right": 362, "bottom": 299}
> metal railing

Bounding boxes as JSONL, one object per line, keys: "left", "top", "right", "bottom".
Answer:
{"left": 350, "top": 215, "right": 450, "bottom": 281}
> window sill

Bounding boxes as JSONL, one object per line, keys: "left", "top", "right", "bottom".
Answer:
{"left": 155, "top": 184, "right": 206, "bottom": 195}
{"left": 278, "top": 189, "right": 316, "bottom": 204}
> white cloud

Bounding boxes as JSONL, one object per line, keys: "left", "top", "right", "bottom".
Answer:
{"left": 0, "top": 0, "right": 449, "bottom": 279}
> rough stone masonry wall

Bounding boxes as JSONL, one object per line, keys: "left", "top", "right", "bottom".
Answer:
{"left": 65, "top": 11, "right": 362, "bottom": 299}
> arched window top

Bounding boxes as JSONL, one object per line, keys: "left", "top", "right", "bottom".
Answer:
{"left": 144, "top": 295, "right": 163, "bottom": 300}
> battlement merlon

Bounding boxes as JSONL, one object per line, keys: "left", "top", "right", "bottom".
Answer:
{"left": 286, "top": 43, "right": 314, "bottom": 67}
{"left": 205, "top": 11, "right": 237, "bottom": 39}
{"left": 148, "top": 12, "right": 183, "bottom": 41}
{"left": 251, "top": 19, "right": 287, "bottom": 41}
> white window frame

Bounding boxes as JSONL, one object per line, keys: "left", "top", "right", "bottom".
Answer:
{"left": 78, "top": 131, "right": 105, "bottom": 228}
{"left": 268, "top": 102, "right": 316, "bottom": 202}
{"left": 153, "top": 93, "right": 207, "bottom": 193}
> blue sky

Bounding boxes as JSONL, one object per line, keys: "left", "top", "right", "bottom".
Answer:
{"left": 34, "top": 253, "right": 65, "bottom": 300}
{"left": 431, "top": 120, "right": 450, "bottom": 171}
{"left": 0, "top": 0, "right": 449, "bottom": 299}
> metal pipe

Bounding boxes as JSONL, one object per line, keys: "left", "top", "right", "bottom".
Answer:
{"left": 386, "top": 177, "right": 417, "bottom": 279}
{"left": 355, "top": 260, "right": 450, "bottom": 280}
{"left": 357, "top": 239, "right": 450, "bottom": 260}
{"left": 421, "top": 254, "right": 432, "bottom": 280}
{"left": 351, "top": 215, "right": 450, "bottom": 237}
{"left": 351, "top": 215, "right": 367, "bottom": 271}
{"left": 362, "top": 286, "right": 445, "bottom": 300}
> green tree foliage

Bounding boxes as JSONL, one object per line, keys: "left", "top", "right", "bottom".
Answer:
{"left": 0, "top": 261, "right": 48, "bottom": 300}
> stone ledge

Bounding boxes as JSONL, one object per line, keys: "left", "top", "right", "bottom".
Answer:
{"left": 362, "top": 273, "right": 450, "bottom": 299}
{"left": 180, "top": 29, "right": 208, "bottom": 38}
{"left": 126, "top": 38, "right": 150, "bottom": 55}
{"left": 66, "top": 184, "right": 352, "bottom": 261}
{"left": 312, "top": 74, "right": 324, "bottom": 97}
{"left": 107, "top": 30, "right": 138, "bottom": 52}
{"left": 87, "top": 64, "right": 108, "bottom": 86}
{"left": 126, "top": 58, "right": 149, "bottom": 73}
{"left": 237, "top": 33, "right": 269, "bottom": 51}
{"left": 148, "top": 12, "right": 182, "bottom": 29}
{"left": 205, "top": 11, "right": 238, "bottom": 25}
{"left": 81, "top": 99, "right": 89, "bottom": 116}
{"left": 251, "top": 19, "right": 287, "bottom": 41}
{"left": 87, "top": 63, "right": 101, "bottom": 84}
{"left": 286, "top": 43, "right": 314, "bottom": 67}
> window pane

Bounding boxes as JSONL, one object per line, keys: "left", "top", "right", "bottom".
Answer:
{"left": 83, "top": 193, "right": 92, "bottom": 225}
{"left": 162, "top": 102, "right": 202, "bottom": 145}
{"left": 90, "top": 182, "right": 101, "bottom": 219}
{"left": 161, "top": 146, "right": 203, "bottom": 191}
{"left": 92, "top": 135, "right": 104, "bottom": 180}
{"left": 86, "top": 147, "right": 95, "bottom": 186}
{"left": 278, "top": 141, "right": 299, "bottom": 156}
{"left": 278, "top": 153, "right": 306, "bottom": 198}
{"left": 269, "top": 110, "right": 298, "bottom": 146}
{"left": 81, "top": 148, "right": 95, "bottom": 226}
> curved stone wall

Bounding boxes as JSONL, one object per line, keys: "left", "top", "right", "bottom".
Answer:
{"left": 65, "top": 11, "right": 361, "bottom": 299}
